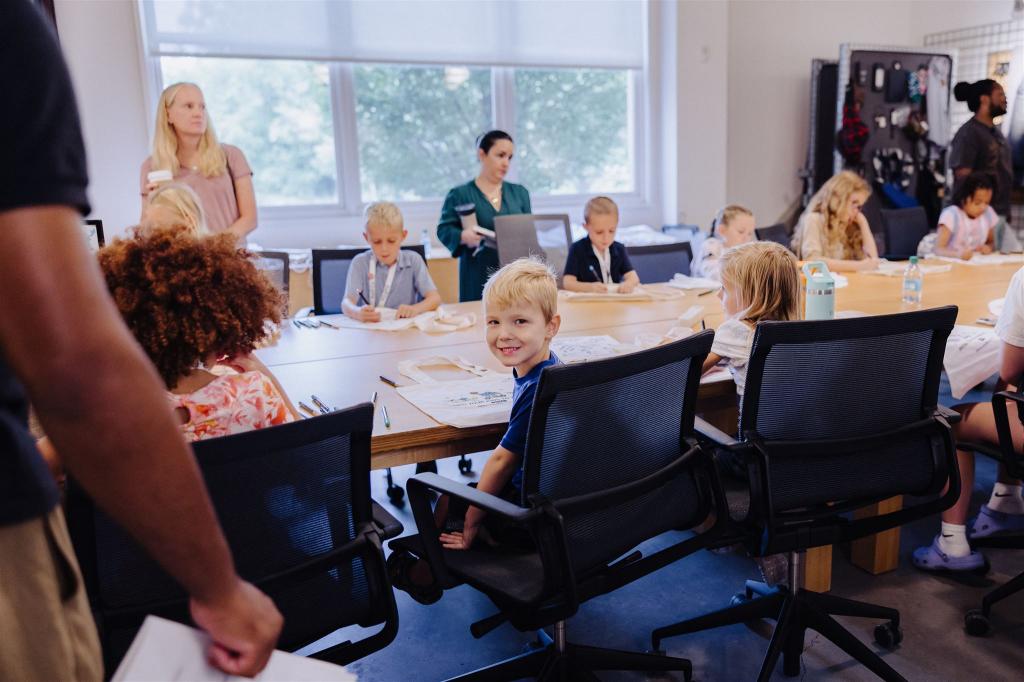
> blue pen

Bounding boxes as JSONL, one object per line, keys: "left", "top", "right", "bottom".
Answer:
{"left": 588, "top": 264, "right": 600, "bottom": 282}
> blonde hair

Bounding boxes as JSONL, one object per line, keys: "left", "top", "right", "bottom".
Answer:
{"left": 483, "top": 257, "right": 558, "bottom": 322}
{"left": 364, "top": 201, "right": 404, "bottom": 232}
{"left": 583, "top": 196, "right": 619, "bottom": 224}
{"left": 711, "top": 204, "right": 753, "bottom": 236}
{"left": 720, "top": 241, "right": 800, "bottom": 324}
{"left": 141, "top": 183, "right": 208, "bottom": 237}
{"left": 794, "top": 171, "right": 870, "bottom": 259}
{"left": 150, "top": 82, "right": 227, "bottom": 178}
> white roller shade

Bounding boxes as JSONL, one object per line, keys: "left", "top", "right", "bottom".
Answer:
{"left": 140, "top": 0, "right": 646, "bottom": 69}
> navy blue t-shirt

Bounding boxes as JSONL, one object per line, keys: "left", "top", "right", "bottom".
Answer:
{"left": 500, "top": 352, "right": 560, "bottom": 492}
{"left": 562, "top": 237, "right": 635, "bottom": 284}
{"left": 0, "top": 1, "right": 90, "bottom": 525}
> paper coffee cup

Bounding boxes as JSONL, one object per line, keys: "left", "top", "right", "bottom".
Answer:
{"left": 147, "top": 169, "right": 173, "bottom": 185}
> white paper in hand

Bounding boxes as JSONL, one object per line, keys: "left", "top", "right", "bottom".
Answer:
{"left": 112, "top": 616, "right": 355, "bottom": 682}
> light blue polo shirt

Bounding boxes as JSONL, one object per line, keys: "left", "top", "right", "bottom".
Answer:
{"left": 343, "top": 249, "right": 437, "bottom": 309}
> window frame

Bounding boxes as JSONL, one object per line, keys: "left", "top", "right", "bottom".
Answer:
{"left": 140, "top": 18, "right": 655, "bottom": 242}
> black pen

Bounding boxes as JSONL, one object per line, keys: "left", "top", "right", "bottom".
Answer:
{"left": 318, "top": 319, "right": 338, "bottom": 329}
{"left": 701, "top": 318, "right": 706, "bottom": 330}
{"left": 379, "top": 375, "right": 398, "bottom": 387}
{"left": 698, "top": 288, "right": 717, "bottom": 296}
{"left": 357, "top": 289, "right": 371, "bottom": 307}
{"left": 311, "top": 395, "right": 331, "bottom": 413}
{"left": 292, "top": 319, "right": 302, "bottom": 329}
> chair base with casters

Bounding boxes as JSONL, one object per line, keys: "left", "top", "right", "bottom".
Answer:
{"left": 964, "top": 534, "right": 1024, "bottom": 636}
{"left": 454, "top": 621, "right": 691, "bottom": 682}
{"left": 652, "top": 550, "right": 905, "bottom": 681}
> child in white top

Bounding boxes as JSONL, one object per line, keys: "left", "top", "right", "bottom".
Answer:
{"left": 914, "top": 265, "right": 1024, "bottom": 573}
{"left": 931, "top": 171, "right": 997, "bottom": 260}
{"left": 692, "top": 205, "right": 756, "bottom": 282}
{"left": 702, "top": 241, "right": 801, "bottom": 397}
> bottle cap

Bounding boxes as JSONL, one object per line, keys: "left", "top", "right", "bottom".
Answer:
{"left": 909, "top": 256, "right": 919, "bottom": 264}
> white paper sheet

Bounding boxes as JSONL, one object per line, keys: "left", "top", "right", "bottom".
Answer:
{"left": 331, "top": 308, "right": 417, "bottom": 331}
{"left": 559, "top": 285, "right": 685, "bottom": 302}
{"left": 863, "top": 261, "right": 952, "bottom": 276}
{"left": 551, "top": 335, "right": 625, "bottom": 363}
{"left": 112, "top": 616, "right": 355, "bottom": 682}
{"left": 935, "top": 253, "right": 1024, "bottom": 267}
{"left": 331, "top": 307, "right": 477, "bottom": 333}
{"left": 943, "top": 325, "right": 1002, "bottom": 399}
{"left": 397, "top": 374, "right": 514, "bottom": 428}
{"left": 666, "top": 274, "right": 721, "bottom": 291}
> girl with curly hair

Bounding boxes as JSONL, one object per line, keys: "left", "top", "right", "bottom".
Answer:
{"left": 98, "top": 229, "right": 297, "bottom": 440}
{"left": 792, "top": 170, "right": 880, "bottom": 272}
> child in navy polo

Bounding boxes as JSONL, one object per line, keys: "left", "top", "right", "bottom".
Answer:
{"left": 562, "top": 195, "right": 639, "bottom": 293}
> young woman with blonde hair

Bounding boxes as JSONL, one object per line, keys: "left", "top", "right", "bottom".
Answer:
{"left": 140, "top": 82, "right": 256, "bottom": 242}
{"left": 792, "top": 171, "right": 879, "bottom": 272}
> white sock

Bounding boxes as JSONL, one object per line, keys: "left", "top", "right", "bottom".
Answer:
{"left": 987, "top": 483, "right": 1024, "bottom": 514}
{"left": 937, "top": 522, "right": 970, "bottom": 557}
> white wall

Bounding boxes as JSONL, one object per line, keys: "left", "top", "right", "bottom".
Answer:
{"left": 676, "top": 0, "right": 729, "bottom": 229}
{"left": 54, "top": 0, "right": 149, "bottom": 242}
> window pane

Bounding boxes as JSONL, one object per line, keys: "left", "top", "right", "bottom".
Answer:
{"left": 354, "top": 64, "right": 491, "bottom": 201}
{"left": 515, "top": 69, "right": 633, "bottom": 195}
{"left": 159, "top": 57, "right": 337, "bottom": 207}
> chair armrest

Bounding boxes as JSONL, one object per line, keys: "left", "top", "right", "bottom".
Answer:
{"left": 995, "top": 390, "right": 1024, "bottom": 406}
{"left": 935, "top": 404, "right": 962, "bottom": 424}
{"left": 371, "top": 500, "right": 404, "bottom": 540}
{"left": 407, "top": 473, "right": 535, "bottom": 522}
{"left": 694, "top": 417, "right": 738, "bottom": 447}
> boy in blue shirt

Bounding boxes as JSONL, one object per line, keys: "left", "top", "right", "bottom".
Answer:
{"left": 562, "top": 195, "right": 640, "bottom": 293}
{"left": 390, "top": 258, "right": 561, "bottom": 602}
{"left": 438, "top": 257, "right": 561, "bottom": 550}
{"left": 342, "top": 202, "right": 441, "bottom": 321}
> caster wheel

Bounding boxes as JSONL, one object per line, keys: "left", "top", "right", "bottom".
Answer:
{"left": 730, "top": 591, "right": 751, "bottom": 607}
{"left": 964, "top": 609, "right": 992, "bottom": 637}
{"left": 458, "top": 457, "right": 473, "bottom": 475}
{"left": 873, "top": 622, "right": 902, "bottom": 649}
{"left": 387, "top": 486, "right": 405, "bottom": 506}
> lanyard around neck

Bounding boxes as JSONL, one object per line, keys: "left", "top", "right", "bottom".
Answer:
{"left": 368, "top": 257, "right": 398, "bottom": 308}
{"left": 592, "top": 245, "right": 612, "bottom": 284}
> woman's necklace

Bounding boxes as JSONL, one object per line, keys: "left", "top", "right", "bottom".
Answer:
{"left": 477, "top": 179, "right": 502, "bottom": 207}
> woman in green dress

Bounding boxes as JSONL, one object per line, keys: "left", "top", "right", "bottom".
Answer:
{"left": 437, "top": 130, "right": 532, "bottom": 301}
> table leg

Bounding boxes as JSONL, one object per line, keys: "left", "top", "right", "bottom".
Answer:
{"left": 851, "top": 496, "right": 903, "bottom": 574}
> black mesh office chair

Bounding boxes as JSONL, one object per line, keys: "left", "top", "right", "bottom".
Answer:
{"left": 960, "top": 375, "right": 1024, "bottom": 636}
{"left": 391, "top": 332, "right": 728, "bottom": 681}
{"left": 66, "top": 405, "right": 402, "bottom": 672}
{"left": 880, "top": 206, "right": 931, "bottom": 260}
{"left": 652, "top": 307, "right": 961, "bottom": 682}
{"left": 755, "top": 223, "right": 791, "bottom": 250}
{"left": 311, "top": 245, "right": 458, "bottom": 496}
{"left": 255, "top": 250, "right": 291, "bottom": 315}
{"left": 626, "top": 242, "right": 692, "bottom": 282}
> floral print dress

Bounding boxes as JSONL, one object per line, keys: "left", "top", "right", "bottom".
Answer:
{"left": 168, "top": 370, "right": 294, "bottom": 442}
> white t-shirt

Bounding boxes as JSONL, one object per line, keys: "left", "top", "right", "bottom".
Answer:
{"left": 996, "top": 266, "right": 1024, "bottom": 348}
{"left": 937, "top": 205, "right": 998, "bottom": 251}
{"left": 711, "top": 317, "right": 755, "bottom": 396}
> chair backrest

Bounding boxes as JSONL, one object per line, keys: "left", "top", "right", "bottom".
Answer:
{"left": 755, "top": 223, "right": 791, "bottom": 250}
{"left": 312, "top": 245, "right": 425, "bottom": 315}
{"left": 522, "top": 331, "right": 715, "bottom": 574}
{"left": 625, "top": 242, "right": 692, "bottom": 281}
{"left": 255, "top": 250, "right": 291, "bottom": 314}
{"left": 493, "top": 214, "right": 572, "bottom": 276}
{"left": 880, "top": 206, "right": 930, "bottom": 259}
{"left": 66, "top": 405, "right": 397, "bottom": 668}
{"left": 740, "top": 307, "right": 957, "bottom": 518}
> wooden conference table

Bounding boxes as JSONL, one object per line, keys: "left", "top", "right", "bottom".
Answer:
{"left": 255, "top": 259, "right": 1021, "bottom": 591}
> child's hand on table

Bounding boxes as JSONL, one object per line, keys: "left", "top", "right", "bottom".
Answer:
{"left": 396, "top": 304, "right": 417, "bottom": 319}
{"left": 618, "top": 280, "right": 637, "bottom": 294}
{"left": 358, "top": 305, "right": 381, "bottom": 323}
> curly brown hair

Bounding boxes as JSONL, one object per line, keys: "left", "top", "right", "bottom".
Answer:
{"left": 98, "top": 230, "right": 284, "bottom": 388}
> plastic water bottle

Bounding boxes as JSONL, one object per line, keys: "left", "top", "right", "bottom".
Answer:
{"left": 420, "top": 228, "right": 432, "bottom": 259}
{"left": 902, "top": 256, "right": 922, "bottom": 306}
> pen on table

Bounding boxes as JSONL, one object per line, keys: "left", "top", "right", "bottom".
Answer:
{"left": 292, "top": 319, "right": 302, "bottom": 329}
{"left": 298, "top": 401, "right": 318, "bottom": 417}
{"left": 381, "top": 403, "right": 391, "bottom": 428}
{"left": 371, "top": 390, "right": 378, "bottom": 405}
{"left": 698, "top": 288, "right": 717, "bottom": 297}
{"left": 311, "top": 395, "right": 330, "bottom": 414}
{"left": 379, "top": 375, "right": 398, "bottom": 388}
{"left": 307, "top": 319, "right": 322, "bottom": 328}
{"left": 357, "top": 289, "right": 371, "bottom": 307}
{"left": 701, "top": 318, "right": 706, "bottom": 330}
{"left": 297, "top": 319, "right": 314, "bottom": 328}
{"left": 318, "top": 319, "right": 338, "bottom": 329}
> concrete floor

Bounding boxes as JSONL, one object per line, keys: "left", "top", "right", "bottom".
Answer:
{"left": 301, "top": 379, "right": 1024, "bottom": 680}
